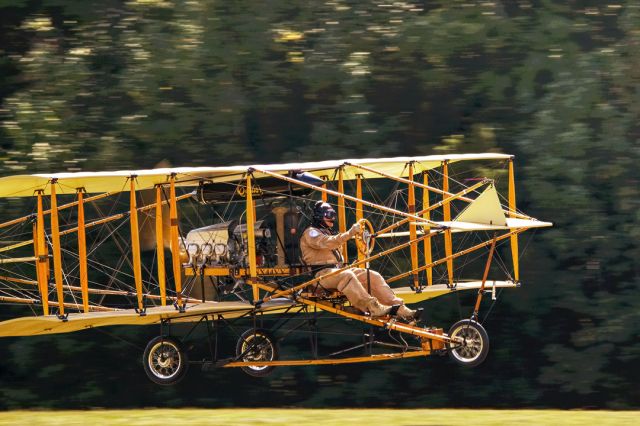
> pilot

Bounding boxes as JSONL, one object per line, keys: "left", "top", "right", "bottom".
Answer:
{"left": 300, "top": 201, "right": 420, "bottom": 321}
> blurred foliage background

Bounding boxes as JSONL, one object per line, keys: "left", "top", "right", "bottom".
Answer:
{"left": 0, "top": 0, "right": 638, "bottom": 409}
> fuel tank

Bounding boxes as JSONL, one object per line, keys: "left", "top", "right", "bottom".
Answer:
{"left": 194, "top": 171, "right": 325, "bottom": 204}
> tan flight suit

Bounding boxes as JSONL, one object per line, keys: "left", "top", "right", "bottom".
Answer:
{"left": 300, "top": 226, "right": 403, "bottom": 312}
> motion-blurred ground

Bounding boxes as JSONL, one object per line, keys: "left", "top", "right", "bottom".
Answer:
{"left": 0, "top": 409, "right": 638, "bottom": 426}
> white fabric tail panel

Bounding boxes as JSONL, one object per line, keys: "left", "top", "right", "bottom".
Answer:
{"left": 454, "top": 184, "right": 507, "bottom": 226}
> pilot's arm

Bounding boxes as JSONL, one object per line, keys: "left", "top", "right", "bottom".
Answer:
{"left": 305, "top": 223, "right": 361, "bottom": 251}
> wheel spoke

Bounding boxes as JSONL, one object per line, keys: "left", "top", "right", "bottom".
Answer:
{"left": 236, "top": 329, "right": 278, "bottom": 376}
{"left": 149, "top": 342, "right": 180, "bottom": 378}
{"left": 448, "top": 320, "right": 489, "bottom": 367}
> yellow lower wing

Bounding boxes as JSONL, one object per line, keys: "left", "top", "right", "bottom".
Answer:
{"left": 0, "top": 280, "right": 516, "bottom": 337}
{"left": 0, "top": 300, "right": 292, "bottom": 337}
{"left": 396, "top": 280, "right": 518, "bottom": 304}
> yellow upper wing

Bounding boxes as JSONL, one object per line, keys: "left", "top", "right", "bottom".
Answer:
{"left": 0, "top": 153, "right": 512, "bottom": 197}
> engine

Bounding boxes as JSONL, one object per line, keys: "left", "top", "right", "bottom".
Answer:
{"left": 184, "top": 220, "right": 276, "bottom": 268}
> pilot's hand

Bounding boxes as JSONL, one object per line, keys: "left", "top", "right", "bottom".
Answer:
{"left": 349, "top": 222, "right": 362, "bottom": 237}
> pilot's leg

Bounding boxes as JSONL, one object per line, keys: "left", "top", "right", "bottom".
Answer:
{"left": 354, "top": 268, "right": 420, "bottom": 321}
{"left": 316, "top": 269, "right": 391, "bottom": 317}
{"left": 354, "top": 268, "right": 403, "bottom": 305}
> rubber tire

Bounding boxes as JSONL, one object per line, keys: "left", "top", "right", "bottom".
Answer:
{"left": 143, "top": 336, "right": 189, "bottom": 385}
{"left": 447, "top": 319, "right": 489, "bottom": 368}
{"left": 235, "top": 328, "right": 278, "bottom": 377}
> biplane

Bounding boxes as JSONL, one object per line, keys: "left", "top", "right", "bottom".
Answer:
{"left": 0, "top": 154, "right": 551, "bottom": 384}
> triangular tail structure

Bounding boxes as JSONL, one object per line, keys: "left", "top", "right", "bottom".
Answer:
{"left": 454, "top": 184, "right": 506, "bottom": 227}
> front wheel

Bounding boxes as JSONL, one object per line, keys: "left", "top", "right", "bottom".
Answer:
{"left": 447, "top": 319, "right": 489, "bottom": 367}
{"left": 143, "top": 336, "right": 189, "bottom": 385}
{"left": 235, "top": 328, "right": 278, "bottom": 377}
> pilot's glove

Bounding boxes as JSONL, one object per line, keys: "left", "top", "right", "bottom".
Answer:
{"left": 349, "top": 222, "right": 362, "bottom": 237}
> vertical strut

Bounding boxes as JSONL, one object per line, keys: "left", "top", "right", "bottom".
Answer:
{"left": 34, "top": 191, "right": 49, "bottom": 315}
{"left": 355, "top": 174, "right": 364, "bottom": 263}
{"left": 321, "top": 176, "right": 328, "bottom": 203}
{"left": 32, "top": 225, "right": 39, "bottom": 299}
{"left": 473, "top": 234, "right": 498, "bottom": 320}
{"left": 442, "top": 161, "right": 453, "bottom": 285}
{"left": 129, "top": 177, "right": 144, "bottom": 311}
{"left": 509, "top": 158, "right": 520, "bottom": 282}
{"left": 169, "top": 174, "right": 182, "bottom": 304}
{"left": 337, "top": 167, "right": 348, "bottom": 263}
{"left": 155, "top": 185, "right": 167, "bottom": 306}
{"left": 245, "top": 173, "right": 259, "bottom": 302}
{"left": 49, "top": 181, "right": 64, "bottom": 315}
{"left": 43, "top": 222, "right": 50, "bottom": 283}
{"left": 407, "top": 163, "right": 420, "bottom": 290}
{"left": 77, "top": 188, "right": 89, "bottom": 313}
{"left": 422, "top": 172, "right": 433, "bottom": 286}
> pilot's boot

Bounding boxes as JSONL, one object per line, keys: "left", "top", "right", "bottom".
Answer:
{"left": 365, "top": 298, "right": 393, "bottom": 318}
{"left": 396, "top": 304, "right": 423, "bottom": 322}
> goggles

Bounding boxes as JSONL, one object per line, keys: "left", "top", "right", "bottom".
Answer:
{"left": 323, "top": 209, "right": 337, "bottom": 220}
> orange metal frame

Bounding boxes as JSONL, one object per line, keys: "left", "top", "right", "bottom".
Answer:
{"left": 76, "top": 188, "right": 89, "bottom": 313}
{"left": 407, "top": 162, "right": 420, "bottom": 289}
{"left": 234, "top": 281, "right": 454, "bottom": 368}
{"left": 169, "top": 174, "right": 183, "bottom": 304}
{"left": 129, "top": 177, "right": 144, "bottom": 312}
{"left": 2, "top": 159, "right": 529, "bottom": 331}
{"left": 49, "top": 181, "right": 64, "bottom": 316}
{"left": 223, "top": 349, "right": 432, "bottom": 368}
{"left": 155, "top": 185, "right": 167, "bottom": 306}
{"left": 360, "top": 178, "right": 490, "bottom": 237}
{"left": 34, "top": 191, "right": 49, "bottom": 315}
{"left": 422, "top": 172, "right": 433, "bottom": 286}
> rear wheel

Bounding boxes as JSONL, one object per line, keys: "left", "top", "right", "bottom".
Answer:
{"left": 448, "top": 319, "right": 489, "bottom": 367}
{"left": 143, "top": 336, "right": 188, "bottom": 385}
{"left": 235, "top": 328, "right": 278, "bottom": 377}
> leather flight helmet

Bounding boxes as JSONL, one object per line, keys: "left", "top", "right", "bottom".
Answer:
{"left": 312, "top": 201, "right": 337, "bottom": 227}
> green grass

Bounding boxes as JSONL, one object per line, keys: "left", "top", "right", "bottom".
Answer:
{"left": 0, "top": 409, "right": 637, "bottom": 426}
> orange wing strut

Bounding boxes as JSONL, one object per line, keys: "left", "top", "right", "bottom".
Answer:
{"left": 49, "top": 181, "right": 64, "bottom": 315}
{"left": 509, "top": 158, "right": 520, "bottom": 281}
{"left": 407, "top": 163, "right": 420, "bottom": 289}
{"left": 245, "top": 173, "right": 259, "bottom": 301}
{"left": 253, "top": 167, "right": 439, "bottom": 228}
{"left": 442, "top": 161, "right": 453, "bottom": 285}
{"left": 356, "top": 174, "right": 365, "bottom": 263}
{"left": 34, "top": 191, "right": 49, "bottom": 315}
{"left": 155, "top": 185, "right": 167, "bottom": 306}
{"left": 76, "top": 188, "right": 89, "bottom": 313}
{"left": 388, "top": 228, "right": 525, "bottom": 284}
{"left": 337, "top": 167, "right": 348, "bottom": 263}
{"left": 0, "top": 191, "right": 114, "bottom": 232}
{"left": 169, "top": 174, "right": 182, "bottom": 305}
{"left": 422, "top": 172, "right": 433, "bottom": 286}
{"left": 321, "top": 176, "right": 328, "bottom": 203}
{"left": 129, "top": 177, "right": 144, "bottom": 311}
{"left": 473, "top": 234, "right": 498, "bottom": 320}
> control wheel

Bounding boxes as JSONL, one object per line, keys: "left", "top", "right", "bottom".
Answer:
{"left": 354, "top": 218, "right": 375, "bottom": 256}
